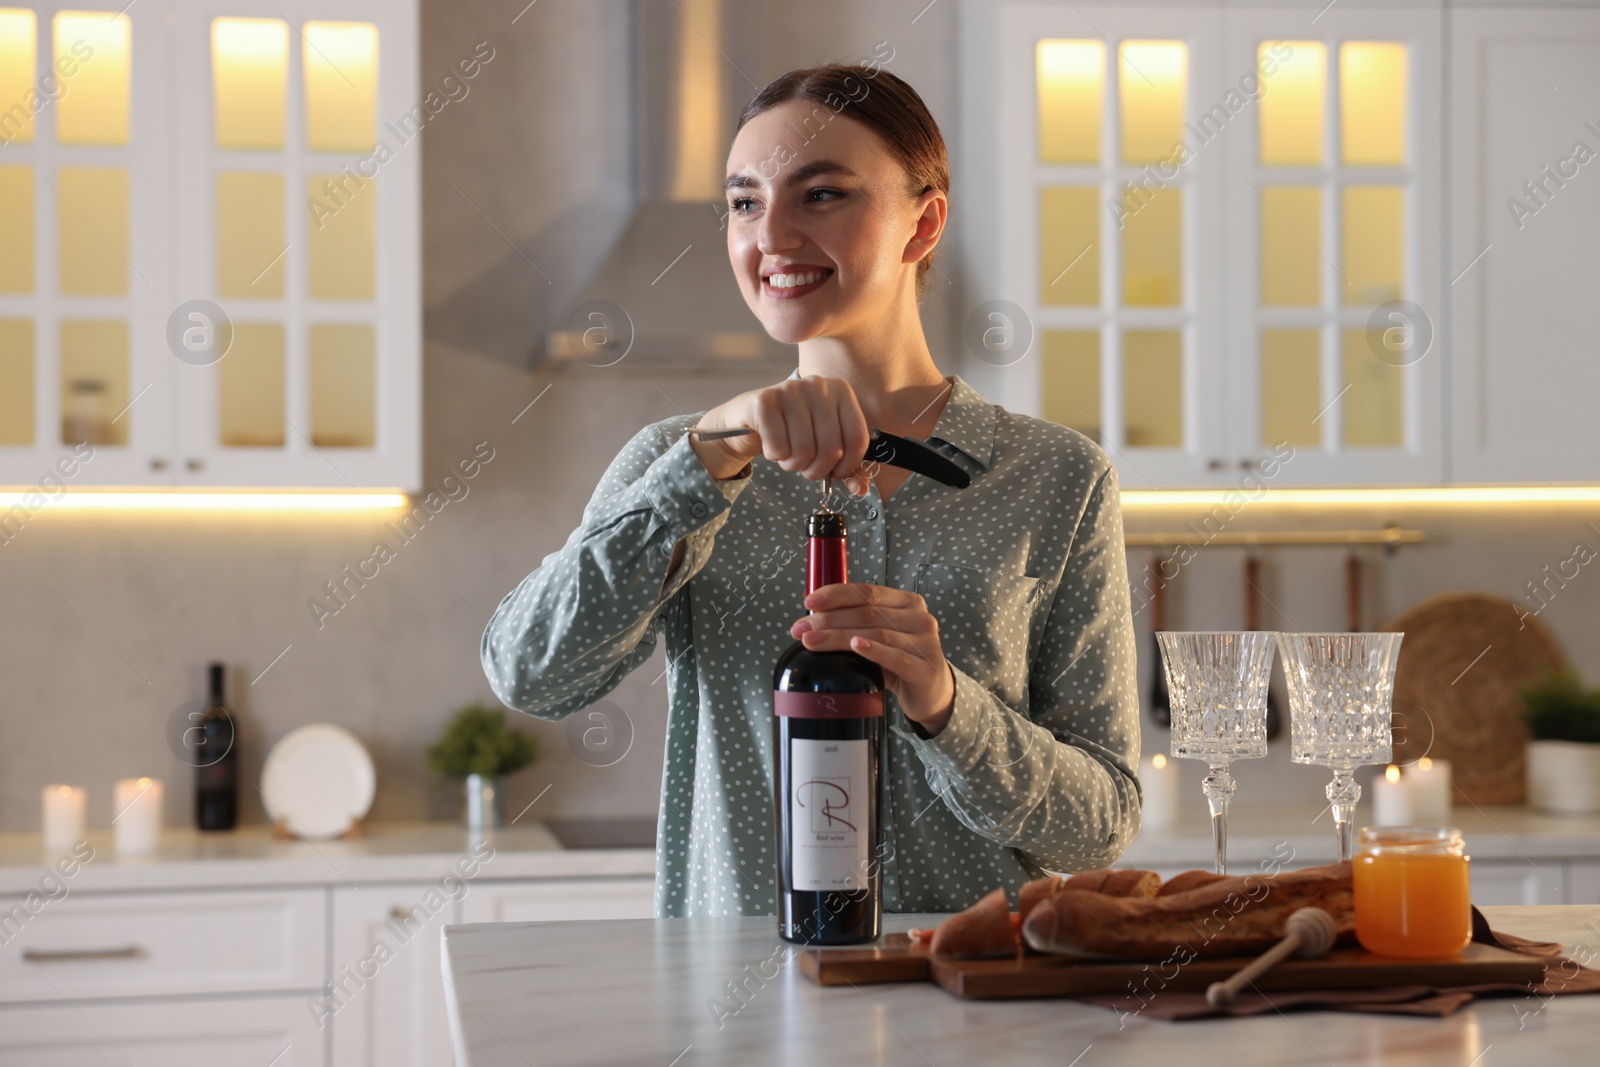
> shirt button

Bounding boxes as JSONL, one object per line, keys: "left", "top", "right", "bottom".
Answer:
{"left": 689, "top": 501, "right": 707, "bottom": 518}
{"left": 866, "top": 507, "right": 879, "bottom": 520}
{"left": 660, "top": 541, "right": 674, "bottom": 557}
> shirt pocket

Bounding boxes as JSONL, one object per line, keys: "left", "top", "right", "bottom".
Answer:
{"left": 913, "top": 562, "right": 1045, "bottom": 710}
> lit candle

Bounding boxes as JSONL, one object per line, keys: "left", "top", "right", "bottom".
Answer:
{"left": 1141, "top": 753, "right": 1180, "bottom": 830}
{"left": 112, "top": 777, "right": 163, "bottom": 855}
{"left": 1408, "top": 757, "right": 1452, "bottom": 825}
{"left": 1372, "top": 765, "right": 1413, "bottom": 826}
{"left": 42, "top": 785, "right": 87, "bottom": 854}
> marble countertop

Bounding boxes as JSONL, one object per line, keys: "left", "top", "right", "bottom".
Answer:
{"left": 1122, "top": 804, "right": 1600, "bottom": 869}
{"left": 0, "top": 821, "right": 655, "bottom": 894}
{"left": 441, "top": 905, "right": 1600, "bottom": 1067}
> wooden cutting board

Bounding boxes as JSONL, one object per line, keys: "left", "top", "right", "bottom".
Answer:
{"left": 800, "top": 934, "right": 1545, "bottom": 1000}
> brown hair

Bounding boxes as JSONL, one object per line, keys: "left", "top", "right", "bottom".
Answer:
{"left": 735, "top": 63, "right": 949, "bottom": 300}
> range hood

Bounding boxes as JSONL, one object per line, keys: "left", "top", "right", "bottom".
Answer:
{"left": 546, "top": 0, "right": 792, "bottom": 373}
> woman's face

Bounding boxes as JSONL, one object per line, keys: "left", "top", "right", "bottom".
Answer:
{"left": 724, "top": 98, "right": 944, "bottom": 345}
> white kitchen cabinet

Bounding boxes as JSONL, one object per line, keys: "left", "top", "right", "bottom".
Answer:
{"left": 329, "top": 885, "right": 458, "bottom": 1067}
{"left": 1447, "top": 3, "right": 1600, "bottom": 484}
{"left": 0, "top": 995, "right": 326, "bottom": 1067}
{"left": 984, "top": 1, "right": 1443, "bottom": 487}
{"left": 1468, "top": 857, "right": 1567, "bottom": 906}
{"left": 0, "top": 887, "right": 325, "bottom": 1003}
{"left": 1568, "top": 860, "right": 1600, "bottom": 905}
{"left": 327, "top": 878, "right": 653, "bottom": 1066}
{"left": 994, "top": 4, "right": 1228, "bottom": 487}
{"left": 0, "top": 2, "right": 175, "bottom": 488}
{"left": 1219, "top": 4, "right": 1443, "bottom": 486}
{"left": 0, "top": 0, "right": 421, "bottom": 491}
{"left": 460, "top": 878, "right": 656, "bottom": 923}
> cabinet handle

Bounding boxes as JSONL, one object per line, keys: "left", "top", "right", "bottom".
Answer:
{"left": 23, "top": 945, "right": 147, "bottom": 963}
{"left": 149, "top": 458, "right": 168, "bottom": 471}
{"left": 185, "top": 458, "right": 204, "bottom": 472}
{"left": 1239, "top": 458, "right": 1255, "bottom": 470}
{"left": 1206, "top": 458, "right": 1225, "bottom": 470}
{"left": 391, "top": 906, "right": 418, "bottom": 922}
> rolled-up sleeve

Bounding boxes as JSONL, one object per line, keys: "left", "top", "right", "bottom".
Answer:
{"left": 895, "top": 463, "right": 1142, "bottom": 872}
{"left": 480, "top": 422, "right": 752, "bottom": 720}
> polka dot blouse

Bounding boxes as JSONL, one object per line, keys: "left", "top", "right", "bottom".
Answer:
{"left": 480, "top": 371, "right": 1143, "bottom": 917}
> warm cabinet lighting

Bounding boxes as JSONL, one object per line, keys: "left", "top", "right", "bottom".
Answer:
{"left": 1258, "top": 40, "right": 1325, "bottom": 166}
{"left": 1119, "top": 40, "right": 1187, "bottom": 164}
{"left": 1122, "top": 486, "right": 1600, "bottom": 507}
{"left": 1036, "top": 39, "right": 1103, "bottom": 163}
{"left": 0, "top": 8, "right": 37, "bottom": 142}
{"left": 0, "top": 491, "right": 408, "bottom": 511}
{"left": 211, "top": 17, "right": 289, "bottom": 149}
{"left": 53, "top": 10, "right": 130, "bottom": 145}
{"left": 0, "top": 164, "right": 32, "bottom": 290}
{"left": 1341, "top": 41, "right": 1407, "bottom": 166}
{"left": 302, "top": 20, "right": 378, "bottom": 152}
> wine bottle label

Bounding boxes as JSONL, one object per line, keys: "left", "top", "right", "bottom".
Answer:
{"left": 789, "top": 737, "right": 870, "bottom": 892}
{"left": 773, "top": 691, "right": 883, "bottom": 719}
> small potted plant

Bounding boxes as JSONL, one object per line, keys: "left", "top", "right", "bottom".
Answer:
{"left": 1519, "top": 668, "right": 1600, "bottom": 815}
{"left": 428, "top": 703, "right": 542, "bottom": 829}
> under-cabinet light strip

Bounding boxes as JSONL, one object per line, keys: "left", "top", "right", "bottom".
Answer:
{"left": 1120, "top": 486, "right": 1600, "bottom": 506}
{"left": 0, "top": 491, "right": 409, "bottom": 512}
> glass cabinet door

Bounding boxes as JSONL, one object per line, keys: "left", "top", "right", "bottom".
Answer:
{"left": 1000, "top": 6, "right": 1225, "bottom": 487}
{"left": 1222, "top": 6, "right": 1442, "bottom": 484}
{"left": 0, "top": 3, "right": 173, "bottom": 488}
{"left": 171, "top": 0, "right": 418, "bottom": 489}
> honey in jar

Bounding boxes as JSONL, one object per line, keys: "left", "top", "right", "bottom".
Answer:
{"left": 1353, "top": 826, "right": 1472, "bottom": 958}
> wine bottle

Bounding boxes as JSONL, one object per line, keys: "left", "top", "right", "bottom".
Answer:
{"left": 773, "top": 509, "right": 884, "bottom": 945}
{"left": 195, "top": 662, "right": 239, "bottom": 831}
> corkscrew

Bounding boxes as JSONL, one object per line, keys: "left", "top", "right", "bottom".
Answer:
{"left": 685, "top": 425, "right": 972, "bottom": 499}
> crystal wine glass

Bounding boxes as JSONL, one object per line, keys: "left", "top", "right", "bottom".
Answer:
{"left": 1156, "top": 631, "right": 1276, "bottom": 875}
{"left": 1275, "top": 632, "right": 1404, "bottom": 862}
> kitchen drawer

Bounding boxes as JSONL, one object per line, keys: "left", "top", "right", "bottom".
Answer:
{"left": 0, "top": 888, "right": 325, "bottom": 1003}
{"left": 461, "top": 879, "right": 655, "bottom": 923}
{"left": 0, "top": 994, "right": 325, "bottom": 1066}
{"left": 1568, "top": 861, "right": 1600, "bottom": 905}
{"left": 1469, "top": 859, "right": 1566, "bottom": 906}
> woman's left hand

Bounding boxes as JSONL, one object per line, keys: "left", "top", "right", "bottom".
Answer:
{"left": 790, "top": 582, "right": 956, "bottom": 736}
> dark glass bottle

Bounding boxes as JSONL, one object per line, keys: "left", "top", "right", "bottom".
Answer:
{"left": 195, "top": 662, "right": 238, "bottom": 831}
{"left": 773, "top": 509, "right": 884, "bottom": 945}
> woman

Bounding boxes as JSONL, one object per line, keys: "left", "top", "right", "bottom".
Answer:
{"left": 481, "top": 64, "right": 1141, "bottom": 917}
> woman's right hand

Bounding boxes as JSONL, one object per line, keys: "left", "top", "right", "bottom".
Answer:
{"left": 689, "top": 375, "right": 875, "bottom": 496}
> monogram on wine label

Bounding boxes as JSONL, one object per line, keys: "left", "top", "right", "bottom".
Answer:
{"left": 790, "top": 737, "right": 870, "bottom": 891}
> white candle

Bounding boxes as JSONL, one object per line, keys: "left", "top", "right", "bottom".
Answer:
{"left": 1141, "top": 753, "right": 1180, "bottom": 830}
{"left": 1409, "top": 757, "right": 1452, "bottom": 825}
{"left": 1372, "top": 764, "right": 1413, "bottom": 825}
{"left": 42, "top": 785, "right": 86, "bottom": 854}
{"left": 113, "top": 777, "right": 163, "bottom": 856}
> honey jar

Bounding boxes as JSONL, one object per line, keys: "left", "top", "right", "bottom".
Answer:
{"left": 1353, "top": 826, "right": 1472, "bottom": 958}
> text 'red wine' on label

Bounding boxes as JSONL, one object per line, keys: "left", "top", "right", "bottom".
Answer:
{"left": 789, "top": 737, "right": 870, "bottom": 891}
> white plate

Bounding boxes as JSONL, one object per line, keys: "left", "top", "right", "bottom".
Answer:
{"left": 261, "top": 724, "right": 376, "bottom": 840}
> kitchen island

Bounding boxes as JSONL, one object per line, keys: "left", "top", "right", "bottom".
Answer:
{"left": 441, "top": 905, "right": 1600, "bottom": 1066}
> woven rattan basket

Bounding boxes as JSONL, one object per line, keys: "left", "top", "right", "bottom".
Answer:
{"left": 1377, "top": 592, "right": 1567, "bottom": 806}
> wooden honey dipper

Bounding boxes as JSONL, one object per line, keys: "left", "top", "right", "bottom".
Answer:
{"left": 1205, "top": 906, "right": 1339, "bottom": 1007}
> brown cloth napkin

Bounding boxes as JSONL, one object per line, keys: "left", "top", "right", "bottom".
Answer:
{"left": 1073, "top": 907, "right": 1600, "bottom": 1021}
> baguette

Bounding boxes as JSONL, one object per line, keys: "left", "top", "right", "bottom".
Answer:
{"left": 940, "top": 868, "right": 1166, "bottom": 959}
{"left": 1017, "top": 875, "right": 1065, "bottom": 922}
{"left": 1021, "top": 861, "right": 1354, "bottom": 960}
{"left": 1100, "top": 868, "right": 1162, "bottom": 899}
{"left": 1156, "top": 869, "right": 1230, "bottom": 896}
{"left": 929, "top": 888, "right": 1016, "bottom": 959}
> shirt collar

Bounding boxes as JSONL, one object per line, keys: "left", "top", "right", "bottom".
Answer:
{"left": 782, "top": 368, "right": 996, "bottom": 470}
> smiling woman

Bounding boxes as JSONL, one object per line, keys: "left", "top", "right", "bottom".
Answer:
{"left": 481, "top": 64, "right": 1142, "bottom": 920}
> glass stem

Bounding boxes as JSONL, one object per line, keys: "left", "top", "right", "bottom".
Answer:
{"left": 1202, "top": 763, "right": 1236, "bottom": 875}
{"left": 1327, "top": 768, "right": 1361, "bottom": 862}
